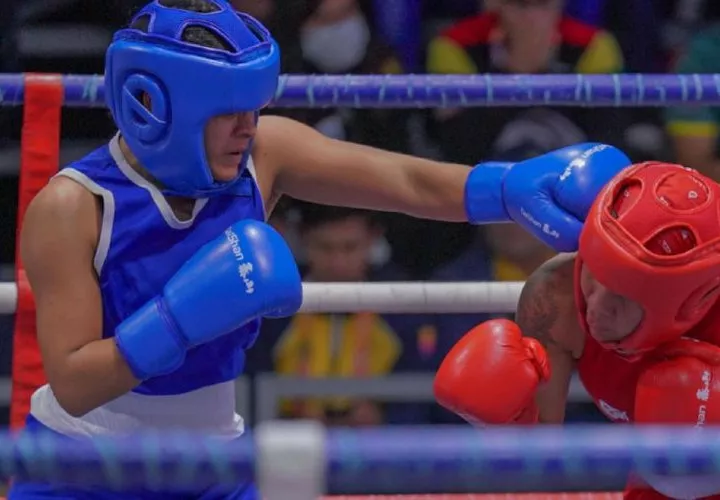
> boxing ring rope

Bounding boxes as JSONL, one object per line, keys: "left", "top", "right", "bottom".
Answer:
{"left": 0, "top": 281, "right": 522, "bottom": 316}
{"left": 1, "top": 73, "right": 720, "bottom": 108}
{"left": 3, "top": 71, "right": 720, "bottom": 499}
{"left": 0, "top": 423, "right": 717, "bottom": 496}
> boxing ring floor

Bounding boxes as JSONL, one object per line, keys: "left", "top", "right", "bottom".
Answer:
{"left": 0, "top": 72, "right": 719, "bottom": 498}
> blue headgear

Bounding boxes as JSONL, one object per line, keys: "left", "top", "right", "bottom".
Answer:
{"left": 105, "top": 0, "right": 280, "bottom": 197}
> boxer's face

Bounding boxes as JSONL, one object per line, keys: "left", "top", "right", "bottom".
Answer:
{"left": 204, "top": 111, "right": 257, "bottom": 181}
{"left": 303, "top": 215, "right": 378, "bottom": 282}
{"left": 579, "top": 264, "right": 643, "bottom": 343}
{"left": 497, "top": 0, "right": 562, "bottom": 30}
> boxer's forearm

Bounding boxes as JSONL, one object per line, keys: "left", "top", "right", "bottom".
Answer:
{"left": 402, "top": 157, "right": 471, "bottom": 222}
{"left": 55, "top": 338, "right": 140, "bottom": 417}
{"left": 266, "top": 116, "right": 473, "bottom": 222}
{"left": 534, "top": 348, "right": 575, "bottom": 423}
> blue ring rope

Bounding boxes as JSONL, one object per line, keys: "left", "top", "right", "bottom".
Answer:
{"left": 0, "top": 73, "right": 718, "bottom": 108}
{"left": 0, "top": 425, "right": 718, "bottom": 494}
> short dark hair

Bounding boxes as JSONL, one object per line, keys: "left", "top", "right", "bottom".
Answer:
{"left": 296, "top": 202, "right": 378, "bottom": 233}
{"left": 130, "top": 0, "right": 234, "bottom": 51}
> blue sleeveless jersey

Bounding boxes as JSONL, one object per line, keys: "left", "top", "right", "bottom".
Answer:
{"left": 63, "top": 137, "right": 265, "bottom": 396}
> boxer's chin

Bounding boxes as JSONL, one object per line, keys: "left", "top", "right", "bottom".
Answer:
{"left": 210, "top": 161, "right": 241, "bottom": 182}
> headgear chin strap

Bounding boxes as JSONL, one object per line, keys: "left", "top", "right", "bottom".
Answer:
{"left": 105, "top": 0, "right": 280, "bottom": 197}
{"left": 576, "top": 162, "right": 720, "bottom": 359}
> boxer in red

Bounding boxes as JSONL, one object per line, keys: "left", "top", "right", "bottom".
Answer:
{"left": 434, "top": 161, "right": 720, "bottom": 499}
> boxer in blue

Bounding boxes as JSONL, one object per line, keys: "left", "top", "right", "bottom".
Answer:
{"left": 9, "top": 0, "right": 630, "bottom": 498}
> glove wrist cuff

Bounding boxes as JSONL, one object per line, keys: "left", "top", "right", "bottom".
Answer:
{"left": 115, "top": 297, "right": 186, "bottom": 381}
{"left": 464, "top": 162, "right": 513, "bottom": 224}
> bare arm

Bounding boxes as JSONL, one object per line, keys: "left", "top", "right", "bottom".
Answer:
{"left": 515, "top": 253, "right": 583, "bottom": 424}
{"left": 256, "top": 115, "right": 471, "bottom": 221}
{"left": 21, "top": 177, "right": 140, "bottom": 417}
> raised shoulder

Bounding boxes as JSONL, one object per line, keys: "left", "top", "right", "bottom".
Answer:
{"left": 21, "top": 175, "right": 100, "bottom": 273}
{"left": 255, "top": 114, "right": 328, "bottom": 167}
{"left": 515, "top": 252, "right": 584, "bottom": 356}
{"left": 253, "top": 115, "right": 298, "bottom": 176}
{"left": 253, "top": 115, "right": 321, "bottom": 209}
{"left": 255, "top": 114, "right": 338, "bottom": 203}
{"left": 257, "top": 114, "right": 315, "bottom": 138}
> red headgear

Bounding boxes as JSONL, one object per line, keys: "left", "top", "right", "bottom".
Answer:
{"left": 575, "top": 161, "right": 720, "bottom": 358}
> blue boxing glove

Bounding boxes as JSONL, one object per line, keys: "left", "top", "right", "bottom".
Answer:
{"left": 464, "top": 143, "right": 631, "bottom": 252}
{"left": 114, "top": 220, "right": 302, "bottom": 380}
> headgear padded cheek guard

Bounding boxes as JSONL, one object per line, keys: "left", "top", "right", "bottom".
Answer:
{"left": 105, "top": 0, "right": 280, "bottom": 197}
{"left": 575, "top": 162, "right": 720, "bottom": 359}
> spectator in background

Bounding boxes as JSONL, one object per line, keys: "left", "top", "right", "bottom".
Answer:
{"left": 560, "top": 0, "right": 665, "bottom": 73}
{"left": 266, "top": 0, "right": 432, "bottom": 278}
{"left": 665, "top": 24, "right": 720, "bottom": 181}
{"left": 425, "top": 0, "right": 628, "bottom": 166}
{"left": 284, "top": 0, "right": 411, "bottom": 154}
{"left": 656, "top": 0, "right": 720, "bottom": 66}
{"left": 266, "top": 196, "right": 302, "bottom": 258}
{"left": 246, "top": 204, "right": 434, "bottom": 427}
{"left": 229, "top": 0, "right": 310, "bottom": 82}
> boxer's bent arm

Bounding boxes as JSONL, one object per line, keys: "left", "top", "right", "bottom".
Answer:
{"left": 515, "top": 253, "right": 581, "bottom": 424}
{"left": 21, "top": 177, "right": 140, "bottom": 417}
{"left": 257, "top": 115, "right": 471, "bottom": 222}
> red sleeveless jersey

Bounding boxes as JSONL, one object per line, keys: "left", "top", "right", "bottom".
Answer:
{"left": 577, "top": 297, "right": 720, "bottom": 423}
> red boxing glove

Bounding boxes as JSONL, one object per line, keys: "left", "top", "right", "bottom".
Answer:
{"left": 433, "top": 319, "right": 550, "bottom": 425}
{"left": 634, "top": 338, "right": 720, "bottom": 500}
{"left": 635, "top": 337, "right": 720, "bottom": 425}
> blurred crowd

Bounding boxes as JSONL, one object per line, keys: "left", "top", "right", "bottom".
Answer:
{"left": 1, "top": 0, "right": 720, "bottom": 428}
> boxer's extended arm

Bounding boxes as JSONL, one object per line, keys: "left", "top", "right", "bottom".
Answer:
{"left": 21, "top": 177, "right": 140, "bottom": 417}
{"left": 258, "top": 115, "right": 470, "bottom": 222}
{"left": 515, "top": 253, "right": 583, "bottom": 423}
{"left": 255, "top": 115, "right": 630, "bottom": 253}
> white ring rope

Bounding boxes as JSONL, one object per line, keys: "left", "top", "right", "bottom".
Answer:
{"left": 0, "top": 281, "right": 522, "bottom": 315}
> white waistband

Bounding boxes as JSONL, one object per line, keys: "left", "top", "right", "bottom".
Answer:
{"left": 30, "top": 382, "right": 244, "bottom": 439}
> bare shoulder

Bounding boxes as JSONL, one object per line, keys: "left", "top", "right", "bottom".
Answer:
{"left": 254, "top": 115, "right": 293, "bottom": 166}
{"left": 23, "top": 175, "right": 99, "bottom": 235}
{"left": 21, "top": 175, "right": 100, "bottom": 286}
{"left": 258, "top": 114, "right": 317, "bottom": 150}
{"left": 253, "top": 116, "right": 304, "bottom": 210}
{"left": 515, "top": 252, "right": 584, "bottom": 356}
{"left": 254, "top": 115, "right": 330, "bottom": 208}
{"left": 256, "top": 114, "right": 330, "bottom": 156}
{"left": 526, "top": 253, "right": 576, "bottom": 295}
{"left": 257, "top": 114, "right": 293, "bottom": 130}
